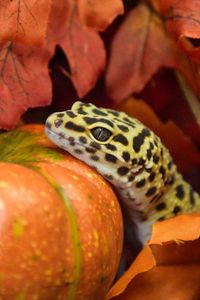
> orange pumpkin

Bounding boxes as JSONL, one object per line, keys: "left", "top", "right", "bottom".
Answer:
{"left": 0, "top": 124, "right": 123, "bottom": 300}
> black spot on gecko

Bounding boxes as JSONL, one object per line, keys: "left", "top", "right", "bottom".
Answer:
{"left": 149, "top": 172, "right": 156, "bottom": 182}
{"left": 105, "top": 144, "right": 117, "bottom": 151}
{"left": 154, "top": 140, "right": 158, "bottom": 147}
{"left": 133, "top": 128, "right": 151, "bottom": 153}
{"left": 160, "top": 148, "right": 164, "bottom": 158}
{"left": 56, "top": 113, "right": 64, "bottom": 118}
{"left": 156, "top": 202, "right": 166, "bottom": 211}
{"left": 65, "top": 122, "right": 85, "bottom": 132}
{"left": 147, "top": 148, "right": 152, "bottom": 160}
{"left": 159, "top": 166, "right": 166, "bottom": 180}
{"left": 105, "top": 153, "right": 117, "bottom": 163}
{"left": 123, "top": 117, "right": 135, "bottom": 125}
{"left": 176, "top": 185, "right": 185, "bottom": 200}
{"left": 128, "top": 175, "right": 135, "bottom": 182}
{"left": 117, "top": 166, "right": 129, "bottom": 176}
{"left": 145, "top": 186, "right": 157, "bottom": 197}
{"left": 122, "top": 151, "right": 130, "bottom": 162}
{"left": 90, "top": 155, "right": 99, "bottom": 161}
{"left": 153, "top": 155, "right": 159, "bottom": 164}
{"left": 168, "top": 175, "right": 175, "bottom": 185}
{"left": 173, "top": 205, "right": 181, "bottom": 215}
{"left": 131, "top": 158, "right": 137, "bottom": 165}
{"left": 74, "top": 149, "right": 83, "bottom": 154}
{"left": 150, "top": 142, "right": 154, "bottom": 149}
{"left": 108, "top": 110, "right": 119, "bottom": 117}
{"left": 85, "top": 147, "right": 96, "bottom": 154}
{"left": 157, "top": 216, "right": 165, "bottom": 221}
{"left": 92, "top": 108, "right": 108, "bottom": 116}
{"left": 146, "top": 167, "right": 153, "bottom": 173}
{"left": 79, "top": 136, "right": 87, "bottom": 144}
{"left": 68, "top": 137, "right": 75, "bottom": 146}
{"left": 90, "top": 141, "right": 101, "bottom": 150}
{"left": 66, "top": 111, "right": 76, "bottom": 118}
{"left": 138, "top": 158, "right": 145, "bottom": 165}
{"left": 113, "top": 134, "right": 128, "bottom": 146}
{"left": 77, "top": 108, "right": 87, "bottom": 115}
{"left": 136, "top": 179, "right": 146, "bottom": 188}
{"left": 168, "top": 160, "right": 173, "bottom": 170}
{"left": 83, "top": 117, "right": 114, "bottom": 128}
{"left": 117, "top": 124, "right": 129, "bottom": 132}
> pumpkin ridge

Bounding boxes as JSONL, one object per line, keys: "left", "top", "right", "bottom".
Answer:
{"left": 38, "top": 169, "right": 82, "bottom": 300}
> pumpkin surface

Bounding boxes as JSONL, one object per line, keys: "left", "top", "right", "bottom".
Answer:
{"left": 0, "top": 124, "right": 123, "bottom": 300}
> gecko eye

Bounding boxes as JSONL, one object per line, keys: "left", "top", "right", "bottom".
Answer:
{"left": 90, "top": 127, "right": 112, "bottom": 142}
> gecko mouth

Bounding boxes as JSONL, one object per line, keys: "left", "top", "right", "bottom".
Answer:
{"left": 45, "top": 127, "right": 96, "bottom": 153}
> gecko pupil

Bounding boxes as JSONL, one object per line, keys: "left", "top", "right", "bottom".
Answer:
{"left": 91, "top": 127, "right": 112, "bottom": 142}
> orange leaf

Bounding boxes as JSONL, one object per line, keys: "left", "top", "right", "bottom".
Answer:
{"left": 105, "top": 3, "right": 183, "bottom": 101}
{"left": 107, "top": 215, "right": 200, "bottom": 300}
{"left": 151, "top": 214, "right": 200, "bottom": 244}
{"left": 0, "top": 43, "right": 52, "bottom": 129}
{"left": 0, "top": 0, "right": 51, "bottom": 46}
{"left": 48, "top": 0, "right": 106, "bottom": 97}
{"left": 117, "top": 97, "right": 200, "bottom": 172}
{"left": 76, "top": 0, "right": 124, "bottom": 31}
{"left": 106, "top": 246, "right": 155, "bottom": 299}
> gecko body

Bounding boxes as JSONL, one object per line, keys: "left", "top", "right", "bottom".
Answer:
{"left": 45, "top": 101, "right": 200, "bottom": 244}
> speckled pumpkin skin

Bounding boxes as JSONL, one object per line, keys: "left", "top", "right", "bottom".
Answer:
{"left": 0, "top": 125, "right": 123, "bottom": 300}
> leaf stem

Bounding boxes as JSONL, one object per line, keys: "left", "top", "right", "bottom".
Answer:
{"left": 175, "top": 71, "right": 200, "bottom": 127}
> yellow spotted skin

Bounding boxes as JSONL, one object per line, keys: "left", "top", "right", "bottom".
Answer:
{"left": 45, "top": 101, "right": 200, "bottom": 244}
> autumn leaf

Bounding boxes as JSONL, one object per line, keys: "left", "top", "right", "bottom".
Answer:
{"left": 48, "top": 0, "right": 106, "bottom": 98}
{"left": 76, "top": 0, "right": 124, "bottom": 31}
{"left": 117, "top": 97, "right": 200, "bottom": 172}
{"left": 0, "top": 0, "right": 51, "bottom": 46}
{"left": 105, "top": 3, "right": 184, "bottom": 102}
{"left": 152, "top": 0, "right": 200, "bottom": 63}
{"left": 0, "top": 0, "right": 107, "bottom": 129}
{"left": 0, "top": 42, "right": 52, "bottom": 129}
{"left": 107, "top": 214, "right": 200, "bottom": 300}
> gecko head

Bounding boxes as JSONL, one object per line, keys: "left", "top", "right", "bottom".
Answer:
{"left": 45, "top": 101, "right": 161, "bottom": 187}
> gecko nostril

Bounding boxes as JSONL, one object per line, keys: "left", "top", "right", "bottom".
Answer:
{"left": 54, "top": 119, "right": 63, "bottom": 128}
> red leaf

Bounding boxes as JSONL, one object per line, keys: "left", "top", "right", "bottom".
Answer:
{"left": 152, "top": 0, "right": 200, "bottom": 63}
{"left": 0, "top": 43, "right": 52, "bottom": 129}
{"left": 155, "top": 0, "right": 200, "bottom": 39}
{"left": 49, "top": 0, "right": 106, "bottom": 97}
{"left": 76, "top": 0, "right": 124, "bottom": 31}
{"left": 105, "top": 4, "right": 183, "bottom": 102}
{"left": 0, "top": 0, "right": 51, "bottom": 46}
